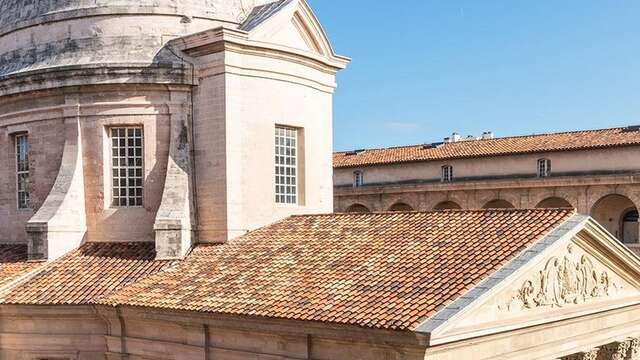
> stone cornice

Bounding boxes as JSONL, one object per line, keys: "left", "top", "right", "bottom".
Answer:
{"left": 0, "top": 64, "right": 194, "bottom": 98}
{"left": 171, "top": 26, "right": 350, "bottom": 72}
{"left": 102, "top": 305, "right": 429, "bottom": 348}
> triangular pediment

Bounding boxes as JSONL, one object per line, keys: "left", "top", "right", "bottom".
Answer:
{"left": 268, "top": 12, "right": 323, "bottom": 54}
{"left": 422, "top": 217, "right": 640, "bottom": 345}
{"left": 244, "top": 0, "right": 336, "bottom": 57}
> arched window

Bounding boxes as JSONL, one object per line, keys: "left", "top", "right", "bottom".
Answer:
{"left": 441, "top": 165, "right": 453, "bottom": 182}
{"left": 389, "top": 203, "right": 414, "bottom": 212}
{"left": 591, "top": 194, "right": 639, "bottom": 244}
{"left": 537, "top": 158, "right": 551, "bottom": 178}
{"left": 346, "top": 204, "right": 370, "bottom": 213}
{"left": 353, "top": 171, "right": 364, "bottom": 187}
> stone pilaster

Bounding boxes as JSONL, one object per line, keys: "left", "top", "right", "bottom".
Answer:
{"left": 154, "top": 90, "right": 197, "bottom": 259}
{"left": 26, "top": 96, "right": 86, "bottom": 260}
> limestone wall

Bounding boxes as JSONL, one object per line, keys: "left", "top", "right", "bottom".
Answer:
{"left": 190, "top": 28, "right": 339, "bottom": 243}
{"left": 0, "top": 91, "right": 66, "bottom": 244}
{"left": 0, "top": 84, "right": 193, "bottom": 246}
{"left": 0, "top": 305, "right": 427, "bottom": 360}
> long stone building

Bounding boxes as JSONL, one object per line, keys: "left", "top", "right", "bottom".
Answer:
{"left": 1, "top": 1, "right": 640, "bottom": 359}
{"left": 334, "top": 128, "right": 640, "bottom": 252}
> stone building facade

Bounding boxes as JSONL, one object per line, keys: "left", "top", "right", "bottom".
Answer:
{"left": 1, "top": 2, "right": 640, "bottom": 360}
{"left": 0, "top": 0, "right": 348, "bottom": 260}
{"left": 334, "top": 129, "right": 640, "bottom": 252}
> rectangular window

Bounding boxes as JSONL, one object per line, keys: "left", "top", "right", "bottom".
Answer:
{"left": 110, "top": 127, "right": 144, "bottom": 207}
{"left": 354, "top": 171, "right": 364, "bottom": 187}
{"left": 275, "top": 126, "right": 298, "bottom": 204}
{"left": 441, "top": 165, "right": 453, "bottom": 182}
{"left": 538, "top": 158, "right": 551, "bottom": 178}
{"left": 16, "top": 134, "right": 29, "bottom": 209}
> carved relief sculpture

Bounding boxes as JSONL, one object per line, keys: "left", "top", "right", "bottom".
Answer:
{"left": 501, "top": 245, "right": 620, "bottom": 311}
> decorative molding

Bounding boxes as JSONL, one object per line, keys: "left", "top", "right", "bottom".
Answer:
{"left": 500, "top": 244, "right": 621, "bottom": 312}
{"left": 563, "top": 348, "right": 599, "bottom": 360}
{"left": 629, "top": 337, "right": 640, "bottom": 360}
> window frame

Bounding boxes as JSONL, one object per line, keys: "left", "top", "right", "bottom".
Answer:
{"left": 353, "top": 170, "right": 364, "bottom": 188}
{"left": 537, "top": 158, "right": 551, "bottom": 178}
{"left": 109, "top": 126, "right": 145, "bottom": 208}
{"left": 15, "top": 134, "right": 30, "bottom": 210}
{"left": 441, "top": 165, "right": 454, "bottom": 183}
{"left": 274, "top": 125, "right": 299, "bottom": 205}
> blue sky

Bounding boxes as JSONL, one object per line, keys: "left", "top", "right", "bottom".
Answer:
{"left": 308, "top": 1, "right": 640, "bottom": 151}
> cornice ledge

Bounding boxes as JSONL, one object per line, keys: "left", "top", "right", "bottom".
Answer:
{"left": 170, "top": 26, "right": 349, "bottom": 71}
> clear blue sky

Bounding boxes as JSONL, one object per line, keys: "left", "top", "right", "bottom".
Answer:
{"left": 308, "top": 1, "right": 640, "bottom": 151}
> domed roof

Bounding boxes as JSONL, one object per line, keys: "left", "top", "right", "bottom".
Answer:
{"left": 0, "top": 0, "right": 275, "bottom": 35}
{"left": 0, "top": 0, "right": 274, "bottom": 94}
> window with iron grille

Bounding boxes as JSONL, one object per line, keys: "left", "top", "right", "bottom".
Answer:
{"left": 275, "top": 126, "right": 298, "bottom": 204}
{"left": 15, "top": 134, "right": 29, "bottom": 209}
{"left": 354, "top": 171, "right": 364, "bottom": 187}
{"left": 441, "top": 165, "right": 453, "bottom": 182}
{"left": 111, "top": 127, "right": 144, "bottom": 207}
{"left": 537, "top": 158, "right": 551, "bottom": 178}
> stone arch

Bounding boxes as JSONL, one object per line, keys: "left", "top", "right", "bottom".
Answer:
{"left": 591, "top": 194, "right": 639, "bottom": 244}
{"left": 433, "top": 201, "right": 462, "bottom": 211}
{"left": 345, "top": 204, "right": 370, "bottom": 213}
{"left": 483, "top": 199, "right": 515, "bottom": 209}
{"left": 388, "top": 202, "right": 414, "bottom": 212}
{"left": 536, "top": 197, "right": 573, "bottom": 209}
{"left": 474, "top": 190, "right": 521, "bottom": 210}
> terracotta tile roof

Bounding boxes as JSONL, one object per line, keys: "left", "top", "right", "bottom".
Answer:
{"left": 334, "top": 127, "right": 640, "bottom": 168}
{"left": 0, "top": 242, "right": 174, "bottom": 305}
{"left": 103, "top": 209, "right": 574, "bottom": 331}
{"left": 0, "top": 244, "right": 42, "bottom": 288}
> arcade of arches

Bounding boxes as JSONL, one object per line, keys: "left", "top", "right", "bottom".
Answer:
{"left": 336, "top": 184, "right": 640, "bottom": 249}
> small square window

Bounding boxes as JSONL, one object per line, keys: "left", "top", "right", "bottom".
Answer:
{"left": 537, "top": 159, "right": 551, "bottom": 178}
{"left": 441, "top": 165, "right": 454, "bottom": 182}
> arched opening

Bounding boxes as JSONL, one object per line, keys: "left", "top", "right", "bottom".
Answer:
{"left": 591, "top": 194, "right": 639, "bottom": 244}
{"left": 536, "top": 197, "right": 573, "bottom": 209}
{"left": 345, "top": 204, "right": 370, "bottom": 213}
{"left": 483, "top": 199, "right": 515, "bottom": 209}
{"left": 433, "top": 201, "right": 462, "bottom": 211}
{"left": 388, "top": 203, "right": 414, "bottom": 212}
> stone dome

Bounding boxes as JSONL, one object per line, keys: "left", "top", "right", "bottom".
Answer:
{"left": 0, "top": 0, "right": 272, "bottom": 94}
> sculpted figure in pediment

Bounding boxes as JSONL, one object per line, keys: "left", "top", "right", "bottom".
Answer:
{"left": 501, "top": 245, "right": 619, "bottom": 312}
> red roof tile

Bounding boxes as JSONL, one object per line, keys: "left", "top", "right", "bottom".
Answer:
{"left": 0, "top": 244, "right": 42, "bottom": 288}
{"left": 0, "top": 242, "right": 174, "bottom": 305}
{"left": 103, "top": 209, "right": 574, "bottom": 331}
{"left": 333, "top": 127, "right": 640, "bottom": 168}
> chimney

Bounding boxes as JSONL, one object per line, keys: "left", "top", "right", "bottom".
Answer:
{"left": 482, "top": 131, "right": 494, "bottom": 140}
{"left": 445, "top": 132, "right": 462, "bottom": 143}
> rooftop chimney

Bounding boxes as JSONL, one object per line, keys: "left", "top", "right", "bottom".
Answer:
{"left": 445, "top": 132, "right": 461, "bottom": 143}
{"left": 482, "top": 131, "right": 494, "bottom": 140}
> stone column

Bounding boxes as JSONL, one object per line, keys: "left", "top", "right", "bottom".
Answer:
{"left": 154, "top": 89, "right": 197, "bottom": 259}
